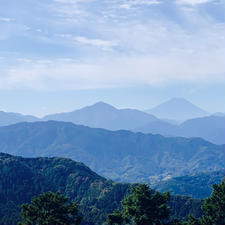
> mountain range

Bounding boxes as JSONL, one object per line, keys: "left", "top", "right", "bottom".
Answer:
{"left": 0, "top": 121, "right": 224, "bottom": 183}
{"left": 0, "top": 98, "right": 210, "bottom": 128}
{"left": 43, "top": 101, "right": 158, "bottom": 130}
{"left": 0, "top": 153, "right": 203, "bottom": 225}
{"left": 43, "top": 98, "right": 211, "bottom": 126}
{"left": 0, "top": 99, "right": 224, "bottom": 144}
{"left": 135, "top": 115, "right": 225, "bottom": 145}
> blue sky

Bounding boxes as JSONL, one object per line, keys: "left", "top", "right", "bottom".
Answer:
{"left": 0, "top": 0, "right": 224, "bottom": 116}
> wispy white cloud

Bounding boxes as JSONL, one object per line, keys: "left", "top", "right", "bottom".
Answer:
{"left": 49, "top": 0, "right": 93, "bottom": 24}
{"left": 0, "top": 17, "right": 14, "bottom": 23}
{"left": 54, "top": 0, "right": 94, "bottom": 3}
{"left": 56, "top": 34, "right": 73, "bottom": 39}
{"left": 56, "top": 33, "right": 118, "bottom": 51}
{"left": 54, "top": 0, "right": 78, "bottom": 3}
{"left": 0, "top": 0, "right": 224, "bottom": 91}
{"left": 176, "top": 0, "right": 213, "bottom": 5}
{"left": 119, "top": 0, "right": 161, "bottom": 9}
{"left": 1, "top": 42, "right": 224, "bottom": 90}
{"left": 75, "top": 36, "right": 118, "bottom": 51}
{"left": 16, "top": 58, "right": 33, "bottom": 63}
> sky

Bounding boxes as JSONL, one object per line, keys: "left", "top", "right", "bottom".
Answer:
{"left": 0, "top": 0, "right": 224, "bottom": 116}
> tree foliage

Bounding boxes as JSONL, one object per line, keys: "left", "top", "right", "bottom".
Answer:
{"left": 0, "top": 153, "right": 204, "bottom": 225}
{"left": 107, "top": 210, "right": 124, "bottom": 225}
{"left": 187, "top": 180, "right": 225, "bottom": 225}
{"left": 201, "top": 181, "right": 225, "bottom": 225}
{"left": 107, "top": 184, "right": 170, "bottom": 225}
{"left": 18, "top": 191, "right": 82, "bottom": 225}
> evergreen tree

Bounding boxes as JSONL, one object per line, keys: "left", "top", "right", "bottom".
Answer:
{"left": 107, "top": 210, "right": 124, "bottom": 225}
{"left": 187, "top": 180, "right": 225, "bottom": 225}
{"left": 107, "top": 184, "right": 170, "bottom": 225}
{"left": 167, "top": 219, "right": 187, "bottom": 225}
{"left": 201, "top": 181, "right": 225, "bottom": 225}
{"left": 18, "top": 191, "right": 82, "bottom": 225}
{"left": 187, "top": 215, "right": 201, "bottom": 225}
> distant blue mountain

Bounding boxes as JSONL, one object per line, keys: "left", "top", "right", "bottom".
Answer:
{"left": 0, "top": 110, "right": 39, "bottom": 126}
{"left": 40, "top": 100, "right": 225, "bottom": 145}
{"left": 1, "top": 100, "right": 223, "bottom": 144}
{"left": 43, "top": 101, "right": 158, "bottom": 130}
{"left": 213, "top": 112, "right": 225, "bottom": 117}
{"left": 135, "top": 115, "right": 225, "bottom": 145}
{"left": 146, "top": 98, "right": 209, "bottom": 121}
{"left": 0, "top": 121, "right": 224, "bottom": 183}
{"left": 179, "top": 116, "right": 225, "bottom": 144}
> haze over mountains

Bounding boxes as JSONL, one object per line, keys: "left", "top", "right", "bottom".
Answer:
{"left": 43, "top": 101, "right": 158, "bottom": 130}
{"left": 0, "top": 98, "right": 224, "bottom": 224}
{"left": 213, "top": 112, "right": 225, "bottom": 117}
{"left": 135, "top": 115, "right": 225, "bottom": 145}
{"left": 0, "top": 98, "right": 224, "bottom": 144}
{"left": 43, "top": 98, "right": 210, "bottom": 125}
{"left": 0, "top": 111, "right": 39, "bottom": 126}
{"left": 1, "top": 0, "right": 224, "bottom": 223}
{"left": 0, "top": 121, "right": 224, "bottom": 183}
{"left": 146, "top": 98, "right": 209, "bottom": 121}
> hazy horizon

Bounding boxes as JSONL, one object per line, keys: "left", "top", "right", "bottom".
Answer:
{"left": 0, "top": 97, "right": 222, "bottom": 118}
{"left": 0, "top": 0, "right": 224, "bottom": 116}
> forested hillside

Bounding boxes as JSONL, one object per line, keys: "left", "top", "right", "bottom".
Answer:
{"left": 0, "top": 153, "right": 203, "bottom": 225}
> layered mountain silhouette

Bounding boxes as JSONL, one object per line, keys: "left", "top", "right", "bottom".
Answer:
{"left": 179, "top": 116, "right": 225, "bottom": 144}
{"left": 135, "top": 115, "right": 225, "bottom": 145}
{"left": 146, "top": 98, "right": 209, "bottom": 121}
{"left": 0, "top": 153, "right": 203, "bottom": 225}
{"left": 0, "top": 110, "right": 39, "bottom": 126}
{"left": 43, "top": 101, "right": 158, "bottom": 130}
{"left": 1, "top": 100, "right": 223, "bottom": 144}
{"left": 42, "top": 101, "right": 224, "bottom": 144}
{"left": 0, "top": 121, "right": 224, "bottom": 183}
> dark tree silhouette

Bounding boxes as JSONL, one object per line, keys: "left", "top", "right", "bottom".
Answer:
{"left": 107, "top": 184, "right": 170, "bottom": 225}
{"left": 18, "top": 191, "right": 82, "bottom": 225}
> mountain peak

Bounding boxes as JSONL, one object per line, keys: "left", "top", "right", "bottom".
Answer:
{"left": 161, "top": 98, "right": 201, "bottom": 108}
{"left": 169, "top": 97, "right": 190, "bottom": 102}
{"left": 43, "top": 101, "right": 157, "bottom": 130}
{"left": 88, "top": 101, "right": 118, "bottom": 111}
{"left": 147, "top": 98, "right": 209, "bottom": 121}
{"left": 93, "top": 101, "right": 115, "bottom": 107}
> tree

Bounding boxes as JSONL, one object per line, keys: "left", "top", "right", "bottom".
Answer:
{"left": 167, "top": 219, "right": 187, "bottom": 225}
{"left": 201, "top": 181, "right": 225, "bottom": 225}
{"left": 107, "top": 210, "right": 124, "bottom": 225}
{"left": 187, "top": 215, "right": 201, "bottom": 225}
{"left": 107, "top": 184, "right": 170, "bottom": 225}
{"left": 18, "top": 191, "right": 82, "bottom": 225}
{"left": 187, "top": 180, "right": 225, "bottom": 225}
